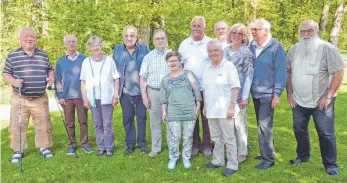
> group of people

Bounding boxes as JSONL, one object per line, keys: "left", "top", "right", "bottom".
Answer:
{"left": 3, "top": 16, "right": 344, "bottom": 177}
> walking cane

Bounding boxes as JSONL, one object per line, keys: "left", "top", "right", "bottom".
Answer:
{"left": 47, "top": 85, "right": 78, "bottom": 158}
{"left": 18, "top": 86, "right": 23, "bottom": 173}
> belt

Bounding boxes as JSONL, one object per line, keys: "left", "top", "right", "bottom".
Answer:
{"left": 13, "top": 90, "right": 44, "bottom": 101}
{"left": 147, "top": 86, "right": 160, "bottom": 91}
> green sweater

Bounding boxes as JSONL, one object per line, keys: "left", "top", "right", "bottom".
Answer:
{"left": 160, "top": 70, "right": 202, "bottom": 122}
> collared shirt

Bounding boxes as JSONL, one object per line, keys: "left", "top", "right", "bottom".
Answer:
{"left": 252, "top": 34, "right": 272, "bottom": 58}
{"left": 287, "top": 38, "right": 345, "bottom": 108}
{"left": 55, "top": 53, "right": 86, "bottom": 99}
{"left": 66, "top": 51, "right": 80, "bottom": 61}
{"left": 139, "top": 48, "right": 171, "bottom": 89}
{"left": 202, "top": 59, "right": 240, "bottom": 119}
{"left": 179, "top": 35, "right": 212, "bottom": 91}
{"left": 2, "top": 47, "right": 53, "bottom": 97}
{"left": 80, "top": 55, "right": 120, "bottom": 107}
{"left": 223, "top": 45, "right": 254, "bottom": 102}
{"left": 123, "top": 48, "right": 141, "bottom": 96}
{"left": 215, "top": 38, "right": 230, "bottom": 49}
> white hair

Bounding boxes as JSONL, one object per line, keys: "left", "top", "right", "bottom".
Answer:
{"left": 123, "top": 25, "right": 138, "bottom": 36}
{"left": 253, "top": 18, "right": 271, "bottom": 32}
{"left": 214, "top": 21, "right": 229, "bottom": 32}
{"left": 87, "top": 36, "right": 104, "bottom": 48}
{"left": 207, "top": 40, "right": 223, "bottom": 52}
{"left": 63, "top": 35, "right": 77, "bottom": 46}
{"left": 299, "top": 20, "right": 319, "bottom": 33}
{"left": 191, "top": 16, "right": 206, "bottom": 28}
{"left": 19, "top": 27, "right": 36, "bottom": 38}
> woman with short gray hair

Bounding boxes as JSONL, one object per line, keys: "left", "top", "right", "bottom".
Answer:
{"left": 80, "top": 36, "right": 120, "bottom": 156}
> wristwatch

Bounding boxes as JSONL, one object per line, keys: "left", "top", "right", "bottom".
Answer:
{"left": 114, "top": 95, "right": 120, "bottom": 99}
{"left": 231, "top": 101, "right": 237, "bottom": 104}
{"left": 327, "top": 94, "right": 332, "bottom": 99}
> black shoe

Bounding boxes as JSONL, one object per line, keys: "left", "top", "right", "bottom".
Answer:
{"left": 204, "top": 162, "right": 223, "bottom": 169}
{"left": 289, "top": 158, "right": 309, "bottom": 165}
{"left": 255, "top": 156, "right": 263, "bottom": 160}
{"left": 139, "top": 146, "right": 150, "bottom": 153}
{"left": 326, "top": 167, "right": 339, "bottom": 176}
{"left": 256, "top": 161, "right": 274, "bottom": 170}
{"left": 222, "top": 168, "right": 237, "bottom": 177}
{"left": 123, "top": 147, "right": 134, "bottom": 156}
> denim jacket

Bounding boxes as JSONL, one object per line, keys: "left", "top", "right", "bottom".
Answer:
{"left": 113, "top": 43, "right": 149, "bottom": 97}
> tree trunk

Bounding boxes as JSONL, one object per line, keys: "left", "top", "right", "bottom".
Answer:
{"left": 329, "top": 1, "right": 347, "bottom": 45}
{"left": 251, "top": 0, "right": 258, "bottom": 20}
{"left": 319, "top": 2, "right": 330, "bottom": 31}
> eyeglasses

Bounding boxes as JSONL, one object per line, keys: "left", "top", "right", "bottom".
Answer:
{"left": 231, "top": 32, "right": 243, "bottom": 36}
{"left": 155, "top": 37, "right": 165, "bottom": 41}
{"left": 167, "top": 59, "right": 179, "bottom": 63}
{"left": 300, "top": 29, "right": 314, "bottom": 34}
{"left": 250, "top": 28, "right": 265, "bottom": 32}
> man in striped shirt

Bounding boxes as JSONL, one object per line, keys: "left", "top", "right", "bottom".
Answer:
{"left": 2, "top": 27, "right": 55, "bottom": 163}
{"left": 140, "top": 29, "right": 171, "bottom": 158}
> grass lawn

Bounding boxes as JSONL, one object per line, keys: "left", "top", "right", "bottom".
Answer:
{"left": 1, "top": 82, "right": 347, "bottom": 182}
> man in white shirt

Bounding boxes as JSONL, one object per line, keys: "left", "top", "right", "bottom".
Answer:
{"left": 178, "top": 16, "right": 213, "bottom": 157}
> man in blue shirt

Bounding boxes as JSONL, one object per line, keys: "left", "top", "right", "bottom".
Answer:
{"left": 249, "top": 19, "right": 287, "bottom": 170}
{"left": 55, "top": 35, "right": 92, "bottom": 155}
{"left": 113, "top": 26, "right": 150, "bottom": 155}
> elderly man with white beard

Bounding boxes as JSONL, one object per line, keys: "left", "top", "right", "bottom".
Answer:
{"left": 286, "top": 20, "right": 345, "bottom": 176}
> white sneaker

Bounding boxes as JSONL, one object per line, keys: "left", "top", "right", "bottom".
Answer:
{"left": 168, "top": 160, "right": 177, "bottom": 170}
{"left": 183, "top": 159, "right": 191, "bottom": 169}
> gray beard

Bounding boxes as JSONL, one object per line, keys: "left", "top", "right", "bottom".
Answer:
{"left": 298, "top": 36, "right": 319, "bottom": 57}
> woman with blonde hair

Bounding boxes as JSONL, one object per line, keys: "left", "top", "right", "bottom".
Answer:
{"left": 223, "top": 23, "right": 254, "bottom": 163}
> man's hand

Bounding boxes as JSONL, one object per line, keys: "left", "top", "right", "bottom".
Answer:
{"left": 287, "top": 94, "right": 296, "bottom": 108}
{"left": 202, "top": 106, "right": 206, "bottom": 117}
{"left": 227, "top": 104, "right": 235, "bottom": 118}
{"left": 46, "top": 74, "right": 54, "bottom": 85}
{"left": 112, "top": 97, "right": 119, "bottom": 106}
{"left": 317, "top": 96, "right": 332, "bottom": 110}
{"left": 58, "top": 99, "right": 66, "bottom": 106}
{"left": 83, "top": 99, "right": 91, "bottom": 109}
{"left": 13, "top": 78, "right": 24, "bottom": 88}
{"left": 143, "top": 96, "right": 151, "bottom": 109}
{"left": 271, "top": 97, "right": 280, "bottom": 109}
{"left": 239, "top": 99, "right": 248, "bottom": 109}
{"left": 162, "top": 110, "right": 167, "bottom": 123}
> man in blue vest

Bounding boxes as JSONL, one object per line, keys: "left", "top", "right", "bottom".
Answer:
{"left": 113, "top": 25, "right": 150, "bottom": 156}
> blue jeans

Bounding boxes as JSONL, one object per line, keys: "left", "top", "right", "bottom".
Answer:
{"left": 292, "top": 99, "right": 337, "bottom": 169}
{"left": 120, "top": 94, "right": 147, "bottom": 149}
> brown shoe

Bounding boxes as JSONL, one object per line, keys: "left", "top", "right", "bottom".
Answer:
{"left": 237, "top": 155, "right": 247, "bottom": 163}
{"left": 192, "top": 148, "right": 200, "bottom": 156}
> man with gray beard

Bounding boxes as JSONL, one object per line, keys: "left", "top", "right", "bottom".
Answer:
{"left": 286, "top": 20, "right": 345, "bottom": 176}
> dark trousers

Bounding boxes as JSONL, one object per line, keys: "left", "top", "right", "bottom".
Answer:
{"left": 62, "top": 98, "right": 89, "bottom": 147}
{"left": 253, "top": 97, "right": 275, "bottom": 163}
{"left": 292, "top": 99, "right": 337, "bottom": 169}
{"left": 120, "top": 94, "right": 147, "bottom": 148}
{"left": 193, "top": 92, "right": 212, "bottom": 150}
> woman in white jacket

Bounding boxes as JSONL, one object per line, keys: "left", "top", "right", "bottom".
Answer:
{"left": 80, "top": 36, "right": 120, "bottom": 156}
